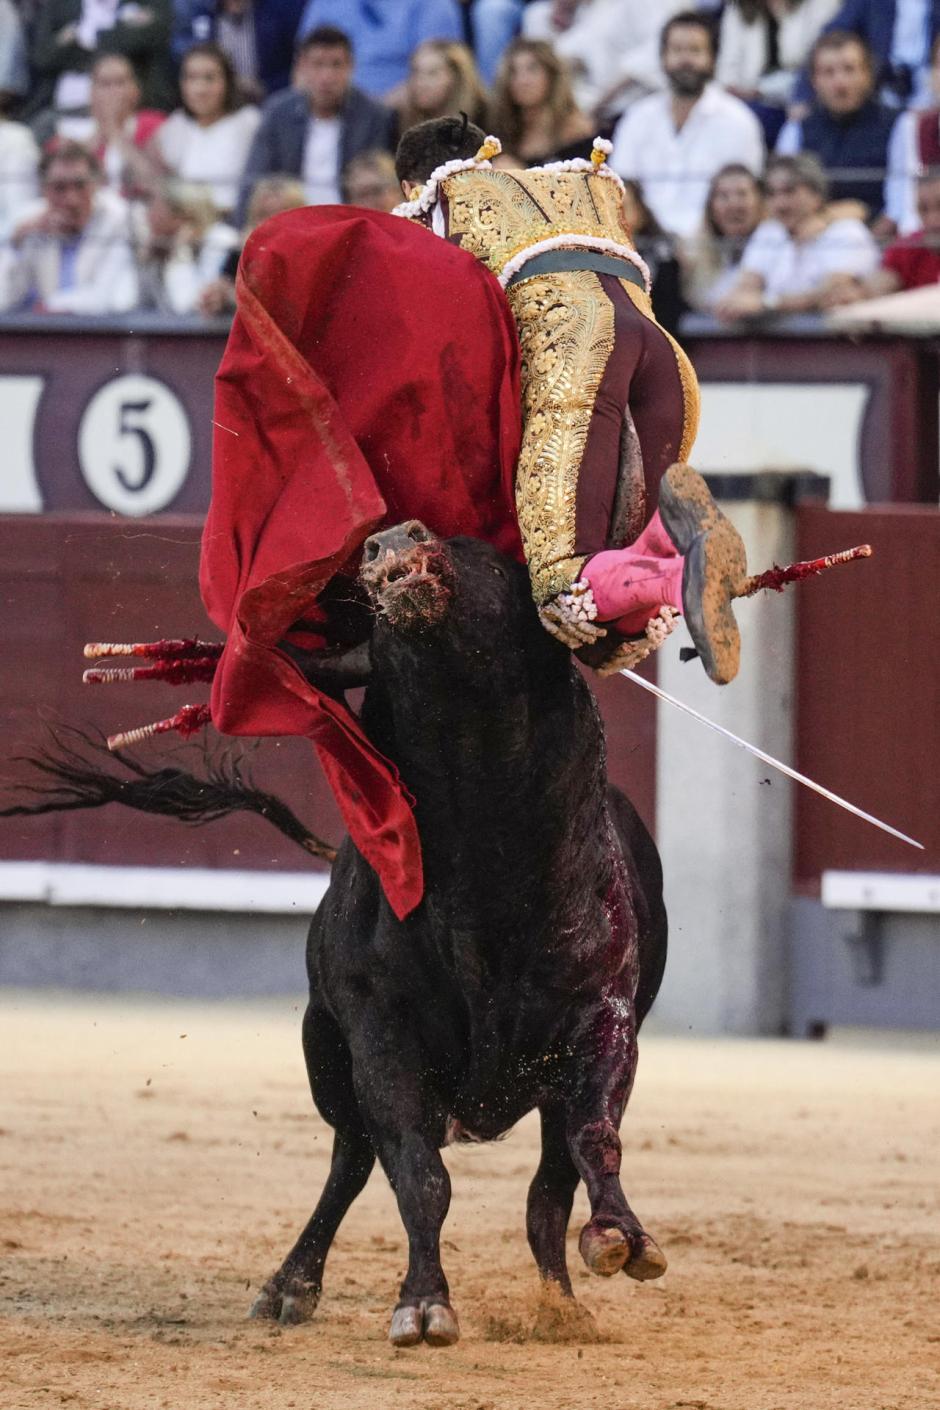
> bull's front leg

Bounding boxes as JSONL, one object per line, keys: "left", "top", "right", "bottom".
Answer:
{"left": 565, "top": 1005, "right": 667, "bottom": 1283}
{"left": 376, "top": 1129, "right": 459, "bottom": 1347}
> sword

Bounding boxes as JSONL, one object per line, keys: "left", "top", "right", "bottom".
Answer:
{"left": 619, "top": 668, "right": 924, "bottom": 851}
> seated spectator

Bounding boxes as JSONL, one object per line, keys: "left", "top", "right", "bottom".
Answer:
{"left": 622, "top": 178, "right": 685, "bottom": 334}
{"left": 0, "top": 141, "right": 137, "bottom": 313}
{"left": 0, "top": 0, "right": 30, "bottom": 110}
{"left": 714, "top": 152, "right": 879, "bottom": 319}
{"left": 236, "top": 26, "right": 394, "bottom": 224}
{"left": 72, "top": 53, "right": 164, "bottom": 199}
{"left": 172, "top": 0, "right": 307, "bottom": 101}
{"left": 297, "top": 0, "right": 463, "bottom": 98}
{"left": 27, "top": 0, "right": 176, "bottom": 125}
{"left": 490, "top": 38, "right": 593, "bottom": 164}
{"left": 198, "top": 172, "right": 306, "bottom": 316}
{"left": 136, "top": 179, "right": 238, "bottom": 313}
{"left": 829, "top": 167, "right": 940, "bottom": 302}
{"left": 242, "top": 173, "right": 308, "bottom": 226}
{"left": 150, "top": 43, "right": 260, "bottom": 217}
{"left": 394, "top": 41, "right": 489, "bottom": 140}
{"left": 886, "top": 33, "right": 940, "bottom": 233}
{"left": 791, "top": 0, "right": 940, "bottom": 112}
{"left": 0, "top": 112, "right": 39, "bottom": 236}
{"left": 680, "top": 161, "right": 766, "bottom": 310}
{"left": 523, "top": 0, "right": 685, "bottom": 116}
{"left": 610, "top": 11, "right": 765, "bottom": 239}
{"left": 470, "top": 0, "right": 525, "bottom": 86}
{"left": 340, "top": 150, "right": 403, "bottom": 211}
{"left": 777, "top": 31, "right": 898, "bottom": 222}
{"left": 716, "top": 0, "right": 841, "bottom": 126}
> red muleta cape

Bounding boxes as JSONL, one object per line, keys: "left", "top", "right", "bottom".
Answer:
{"left": 199, "top": 207, "right": 524, "bottom": 920}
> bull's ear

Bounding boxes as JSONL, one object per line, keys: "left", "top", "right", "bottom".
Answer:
{"left": 280, "top": 639, "right": 373, "bottom": 697}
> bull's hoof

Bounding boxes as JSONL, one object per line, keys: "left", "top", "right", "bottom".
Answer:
{"left": 579, "top": 1223, "right": 667, "bottom": 1281}
{"left": 279, "top": 1278, "right": 321, "bottom": 1323}
{"left": 249, "top": 1275, "right": 321, "bottom": 1325}
{"left": 424, "top": 1302, "right": 460, "bottom": 1347}
{"left": 249, "top": 1279, "right": 282, "bottom": 1320}
{"left": 623, "top": 1232, "right": 668, "bottom": 1282}
{"left": 579, "top": 1223, "right": 630, "bottom": 1277}
{"left": 389, "top": 1299, "right": 460, "bottom": 1348}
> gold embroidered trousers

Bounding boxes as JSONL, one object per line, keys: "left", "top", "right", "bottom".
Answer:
{"left": 507, "top": 268, "right": 700, "bottom": 604}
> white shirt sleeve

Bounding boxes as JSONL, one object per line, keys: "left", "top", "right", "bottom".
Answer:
{"left": 0, "top": 240, "right": 31, "bottom": 311}
{"left": 153, "top": 111, "right": 188, "bottom": 172}
{"left": 819, "top": 219, "right": 880, "bottom": 278}
{"left": 736, "top": 105, "right": 766, "bottom": 175}
{"left": 716, "top": 7, "right": 765, "bottom": 93}
{"left": 532, "top": 0, "right": 682, "bottom": 103}
{"left": 738, "top": 221, "right": 787, "bottom": 283}
{"left": 775, "top": 119, "right": 803, "bottom": 156}
{"left": 46, "top": 227, "right": 139, "bottom": 314}
{"left": 884, "top": 109, "right": 920, "bottom": 234}
{"left": 600, "top": 1, "right": 685, "bottom": 95}
{"left": 0, "top": 125, "right": 39, "bottom": 237}
{"left": 609, "top": 105, "right": 645, "bottom": 179}
{"left": 163, "top": 223, "right": 239, "bottom": 314}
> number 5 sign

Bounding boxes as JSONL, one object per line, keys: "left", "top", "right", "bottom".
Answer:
{"left": 78, "top": 374, "right": 192, "bottom": 516}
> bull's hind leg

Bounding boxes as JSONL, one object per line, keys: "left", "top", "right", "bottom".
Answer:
{"left": 526, "top": 1102, "right": 580, "bottom": 1295}
{"left": 250, "top": 1126, "right": 375, "bottom": 1324}
{"left": 251, "top": 1004, "right": 374, "bottom": 1325}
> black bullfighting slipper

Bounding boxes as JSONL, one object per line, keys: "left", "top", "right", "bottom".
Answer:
{"left": 659, "top": 464, "right": 747, "bottom": 686}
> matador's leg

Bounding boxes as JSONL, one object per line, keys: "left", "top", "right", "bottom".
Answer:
{"left": 509, "top": 269, "right": 744, "bottom": 684}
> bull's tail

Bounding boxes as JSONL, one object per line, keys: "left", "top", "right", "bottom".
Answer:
{"left": 0, "top": 726, "right": 337, "bottom": 864}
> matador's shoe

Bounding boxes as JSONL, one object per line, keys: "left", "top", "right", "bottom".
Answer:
{"left": 658, "top": 464, "right": 747, "bottom": 686}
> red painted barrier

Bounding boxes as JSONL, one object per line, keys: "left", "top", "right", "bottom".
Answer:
{"left": 795, "top": 504, "right": 940, "bottom": 888}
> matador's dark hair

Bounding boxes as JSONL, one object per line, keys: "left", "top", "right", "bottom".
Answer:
{"left": 394, "top": 114, "right": 487, "bottom": 187}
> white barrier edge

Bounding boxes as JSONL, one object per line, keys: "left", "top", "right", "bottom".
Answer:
{"left": 821, "top": 870, "right": 940, "bottom": 915}
{"left": 0, "top": 862, "right": 331, "bottom": 915}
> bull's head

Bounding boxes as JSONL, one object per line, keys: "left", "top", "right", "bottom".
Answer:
{"left": 289, "top": 522, "right": 563, "bottom": 700}
{"left": 359, "top": 520, "right": 455, "bottom": 632}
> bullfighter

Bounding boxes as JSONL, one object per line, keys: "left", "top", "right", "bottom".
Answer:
{"left": 393, "top": 116, "right": 746, "bottom": 685}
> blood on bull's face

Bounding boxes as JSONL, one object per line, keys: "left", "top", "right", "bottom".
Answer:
{"left": 359, "top": 521, "right": 551, "bottom": 692}
{"left": 359, "top": 521, "right": 456, "bottom": 634}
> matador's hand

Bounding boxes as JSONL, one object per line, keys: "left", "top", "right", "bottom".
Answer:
{"left": 538, "top": 580, "right": 607, "bottom": 649}
{"left": 593, "top": 606, "right": 679, "bottom": 677}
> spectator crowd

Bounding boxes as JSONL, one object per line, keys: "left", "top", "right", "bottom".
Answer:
{"left": 1, "top": 0, "right": 939, "bottom": 323}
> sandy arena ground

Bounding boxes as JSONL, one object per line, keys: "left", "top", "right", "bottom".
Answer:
{"left": 1, "top": 991, "right": 938, "bottom": 1410}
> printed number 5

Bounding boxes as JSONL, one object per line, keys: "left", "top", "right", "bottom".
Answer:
{"left": 115, "top": 398, "right": 156, "bottom": 492}
{"left": 79, "top": 374, "right": 191, "bottom": 516}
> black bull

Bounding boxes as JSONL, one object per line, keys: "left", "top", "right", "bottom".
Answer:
{"left": 252, "top": 523, "right": 669, "bottom": 1347}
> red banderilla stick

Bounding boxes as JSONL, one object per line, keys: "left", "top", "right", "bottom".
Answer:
{"left": 83, "top": 658, "right": 219, "bottom": 687}
{"left": 107, "top": 703, "right": 213, "bottom": 752}
{"left": 737, "top": 543, "right": 872, "bottom": 598}
{"left": 83, "top": 637, "right": 224, "bottom": 661}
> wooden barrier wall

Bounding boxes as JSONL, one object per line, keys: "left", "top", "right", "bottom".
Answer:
{"left": 795, "top": 504, "right": 940, "bottom": 888}
{"left": 0, "top": 515, "right": 658, "bottom": 873}
{"left": 1, "top": 321, "right": 938, "bottom": 517}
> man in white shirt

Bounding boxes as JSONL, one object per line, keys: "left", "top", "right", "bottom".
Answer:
{"left": 0, "top": 141, "right": 138, "bottom": 314}
{"left": 714, "top": 153, "right": 879, "bottom": 320}
{"left": 610, "top": 10, "right": 764, "bottom": 240}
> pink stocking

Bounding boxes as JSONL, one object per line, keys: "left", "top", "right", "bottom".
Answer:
{"left": 582, "top": 524, "right": 684, "bottom": 635}
{"left": 629, "top": 510, "right": 679, "bottom": 560}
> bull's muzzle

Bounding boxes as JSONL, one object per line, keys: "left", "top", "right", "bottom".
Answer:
{"left": 360, "top": 521, "right": 453, "bottom": 630}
